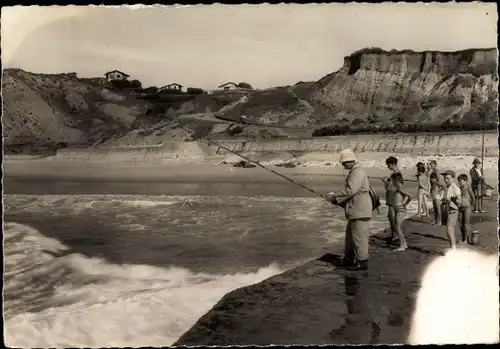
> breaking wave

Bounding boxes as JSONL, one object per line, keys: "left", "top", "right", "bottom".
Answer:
{"left": 3, "top": 194, "right": 419, "bottom": 347}
{"left": 3, "top": 222, "right": 283, "bottom": 347}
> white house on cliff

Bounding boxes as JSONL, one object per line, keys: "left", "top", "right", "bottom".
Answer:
{"left": 105, "top": 70, "right": 130, "bottom": 82}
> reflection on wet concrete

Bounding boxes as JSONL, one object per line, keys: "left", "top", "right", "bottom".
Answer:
{"left": 175, "top": 201, "right": 498, "bottom": 346}
{"left": 329, "top": 273, "right": 381, "bottom": 344}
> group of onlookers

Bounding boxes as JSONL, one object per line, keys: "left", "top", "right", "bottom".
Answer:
{"left": 384, "top": 156, "right": 489, "bottom": 250}
{"left": 325, "top": 149, "right": 491, "bottom": 272}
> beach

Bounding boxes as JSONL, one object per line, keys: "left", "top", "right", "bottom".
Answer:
{"left": 3, "top": 149, "right": 498, "bottom": 347}
{"left": 3, "top": 151, "right": 498, "bottom": 195}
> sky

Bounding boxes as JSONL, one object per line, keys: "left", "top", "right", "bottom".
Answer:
{"left": 1, "top": 3, "right": 498, "bottom": 90}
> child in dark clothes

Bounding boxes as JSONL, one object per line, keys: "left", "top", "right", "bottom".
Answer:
{"left": 457, "top": 174, "right": 475, "bottom": 244}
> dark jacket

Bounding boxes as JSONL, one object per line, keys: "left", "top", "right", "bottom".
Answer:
{"left": 469, "top": 167, "right": 484, "bottom": 187}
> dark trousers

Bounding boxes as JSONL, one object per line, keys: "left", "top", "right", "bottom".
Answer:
{"left": 459, "top": 206, "right": 472, "bottom": 241}
{"left": 472, "top": 185, "right": 483, "bottom": 211}
{"left": 432, "top": 198, "right": 442, "bottom": 225}
{"left": 344, "top": 218, "right": 371, "bottom": 262}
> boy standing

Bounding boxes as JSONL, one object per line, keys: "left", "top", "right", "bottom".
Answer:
{"left": 469, "top": 158, "right": 486, "bottom": 213}
{"left": 384, "top": 156, "right": 402, "bottom": 241}
{"left": 391, "top": 172, "right": 412, "bottom": 251}
{"left": 457, "top": 174, "right": 475, "bottom": 244}
{"left": 442, "top": 170, "right": 462, "bottom": 250}
{"left": 416, "top": 162, "right": 430, "bottom": 217}
{"left": 429, "top": 160, "right": 445, "bottom": 225}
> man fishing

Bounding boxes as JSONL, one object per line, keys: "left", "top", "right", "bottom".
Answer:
{"left": 326, "top": 149, "right": 372, "bottom": 271}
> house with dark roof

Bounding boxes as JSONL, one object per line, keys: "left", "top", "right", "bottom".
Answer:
{"left": 158, "top": 83, "right": 183, "bottom": 92}
{"left": 104, "top": 70, "right": 130, "bottom": 82}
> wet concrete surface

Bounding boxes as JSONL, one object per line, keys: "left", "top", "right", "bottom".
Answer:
{"left": 174, "top": 201, "right": 498, "bottom": 346}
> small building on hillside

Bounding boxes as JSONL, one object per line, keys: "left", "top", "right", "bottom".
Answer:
{"left": 218, "top": 82, "right": 240, "bottom": 90}
{"left": 158, "top": 83, "right": 183, "bottom": 92}
{"left": 105, "top": 70, "right": 130, "bottom": 81}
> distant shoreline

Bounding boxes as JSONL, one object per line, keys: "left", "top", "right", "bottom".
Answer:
{"left": 3, "top": 156, "right": 498, "bottom": 198}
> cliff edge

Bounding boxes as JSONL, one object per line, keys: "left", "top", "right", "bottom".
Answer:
{"left": 1, "top": 69, "right": 239, "bottom": 151}
{"left": 174, "top": 202, "right": 498, "bottom": 346}
{"left": 3, "top": 48, "right": 498, "bottom": 151}
{"left": 217, "top": 48, "right": 498, "bottom": 132}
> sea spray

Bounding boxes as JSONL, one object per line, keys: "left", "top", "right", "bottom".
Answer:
{"left": 3, "top": 223, "right": 284, "bottom": 348}
{"left": 4, "top": 194, "right": 419, "bottom": 347}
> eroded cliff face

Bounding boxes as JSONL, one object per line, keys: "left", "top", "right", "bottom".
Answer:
{"left": 3, "top": 48, "right": 498, "bottom": 150}
{"left": 2, "top": 69, "right": 153, "bottom": 148}
{"left": 218, "top": 48, "right": 499, "bottom": 129}
{"left": 1, "top": 69, "right": 241, "bottom": 150}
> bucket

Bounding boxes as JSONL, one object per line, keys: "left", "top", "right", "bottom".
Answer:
{"left": 468, "top": 230, "right": 480, "bottom": 245}
{"left": 484, "top": 186, "right": 493, "bottom": 198}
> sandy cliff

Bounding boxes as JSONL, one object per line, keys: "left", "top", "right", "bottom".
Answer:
{"left": 3, "top": 48, "right": 498, "bottom": 151}
{"left": 1, "top": 69, "right": 241, "bottom": 150}
{"left": 218, "top": 48, "right": 498, "bottom": 131}
{"left": 2, "top": 69, "right": 155, "bottom": 148}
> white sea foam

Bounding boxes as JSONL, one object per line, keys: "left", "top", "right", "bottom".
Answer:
{"left": 3, "top": 223, "right": 283, "bottom": 348}
{"left": 116, "top": 199, "right": 178, "bottom": 208}
{"left": 3, "top": 193, "right": 422, "bottom": 347}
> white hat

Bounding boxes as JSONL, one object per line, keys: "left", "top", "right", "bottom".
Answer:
{"left": 339, "top": 148, "right": 357, "bottom": 163}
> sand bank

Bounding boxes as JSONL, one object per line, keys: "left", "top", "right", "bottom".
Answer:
{"left": 4, "top": 152, "right": 498, "bottom": 187}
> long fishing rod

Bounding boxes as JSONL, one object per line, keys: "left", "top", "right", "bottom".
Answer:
{"left": 178, "top": 122, "right": 329, "bottom": 201}
{"left": 175, "top": 122, "right": 390, "bottom": 215}
{"left": 174, "top": 121, "right": 429, "bottom": 210}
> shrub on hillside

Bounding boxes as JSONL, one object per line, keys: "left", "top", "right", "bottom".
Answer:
{"left": 191, "top": 124, "right": 214, "bottom": 140}
{"left": 312, "top": 125, "right": 349, "bottom": 137}
{"left": 129, "top": 80, "right": 142, "bottom": 89}
{"left": 110, "top": 79, "right": 142, "bottom": 90}
{"left": 158, "top": 88, "right": 184, "bottom": 95}
{"left": 351, "top": 118, "right": 364, "bottom": 126}
{"left": 311, "top": 122, "right": 479, "bottom": 137}
{"left": 143, "top": 86, "right": 158, "bottom": 93}
{"left": 238, "top": 82, "right": 253, "bottom": 89}
{"left": 186, "top": 87, "right": 205, "bottom": 95}
{"left": 226, "top": 125, "right": 244, "bottom": 136}
{"left": 258, "top": 129, "right": 274, "bottom": 139}
{"left": 367, "top": 114, "right": 378, "bottom": 124}
{"left": 455, "top": 75, "right": 475, "bottom": 88}
{"left": 465, "top": 62, "right": 497, "bottom": 77}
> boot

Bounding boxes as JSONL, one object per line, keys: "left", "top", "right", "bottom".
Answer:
{"left": 340, "top": 257, "right": 356, "bottom": 267}
{"left": 346, "top": 260, "right": 368, "bottom": 271}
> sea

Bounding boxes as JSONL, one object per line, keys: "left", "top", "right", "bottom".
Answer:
{"left": 3, "top": 189, "right": 419, "bottom": 347}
